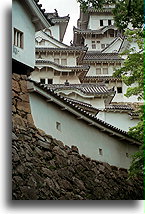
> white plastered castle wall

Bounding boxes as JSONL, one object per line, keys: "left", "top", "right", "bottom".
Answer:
{"left": 12, "top": 0, "right": 35, "bottom": 68}
{"left": 97, "top": 111, "right": 139, "bottom": 132}
{"left": 29, "top": 92, "right": 139, "bottom": 169}
{"left": 87, "top": 14, "right": 114, "bottom": 30}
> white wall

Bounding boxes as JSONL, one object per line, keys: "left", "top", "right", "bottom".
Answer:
{"left": 85, "top": 37, "right": 115, "bottom": 51}
{"left": 12, "top": 0, "right": 35, "bottom": 68}
{"left": 97, "top": 111, "right": 139, "bottom": 131}
{"left": 88, "top": 14, "right": 114, "bottom": 30}
{"left": 30, "top": 69, "right": 81, "bottom": 84}
{"left": 29, "top": 92, "right": 139, "bottom": 169}
{"left": 49, "top": 25, "right": 60, "bottom": 41}
{"left": 86, "top": 63, "right": 118, "bottom": 76}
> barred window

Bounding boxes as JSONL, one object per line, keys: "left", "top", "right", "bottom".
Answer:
{"left": 14, "top": 28, "right": 24, "bottom": 49}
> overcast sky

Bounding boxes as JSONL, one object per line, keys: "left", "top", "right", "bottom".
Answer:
{"left": 39, "top": 0, "right": 80, "bottom": 45}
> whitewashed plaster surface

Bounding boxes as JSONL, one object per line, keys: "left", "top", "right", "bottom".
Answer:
{"left": 29, "top": 92, "right": 139, "bottom": 169}
{"left": 12, "top": 0, "right": 35, "bottom": 68}
{"left": 97, "top": 111, "right": 139, "bottom": 132}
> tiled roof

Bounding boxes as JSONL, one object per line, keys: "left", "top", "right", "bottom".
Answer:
{"left": 83, "top": 52, "right": 123, "bottom": 61}
{"left": 73, "top": 25, "right": 117, "bottom": 35}
{"left": 45, "top": 10, "right": 70, "bottom": 22}
{"left": 83, "top": 76, "right": 121, "bottom": 81}
{"left": 34, "top": 0, "right": 54, "bottom": 26}
{"left": 28, "top": 80, "right": 141, "bottom": 145}
{"left": 62, "top": 97, "right": 99, "bottom": 113}
{"left": 45, "top": 83, "right": 115, "bottom": 96}
{"left": 105, "top": 105, "right": 133, "bottom": 111}
{"left": 88, "top": 7, "right": 113, "bottom": 13}
{"left": 36, "top": 46, "right": 88, "bottom": 52}
{"left": 35, "top": 60, "right": 89, "bottom": 71}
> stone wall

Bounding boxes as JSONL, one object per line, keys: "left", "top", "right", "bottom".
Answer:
{"left": 12, "top": 73, "right": 143, "bottom": 200}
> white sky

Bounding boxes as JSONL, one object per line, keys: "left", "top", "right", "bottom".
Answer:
{"left": 39, "top": 0, "right": 80, "bottom": 45}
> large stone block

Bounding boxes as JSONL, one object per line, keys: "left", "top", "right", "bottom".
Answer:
{"left": 17, "top": 100, "right": 31, "bottom": 113}
{"left": 12, "top": 79, "right": 20, "bottom": 93}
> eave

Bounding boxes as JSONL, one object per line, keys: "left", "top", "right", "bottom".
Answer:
{"left": 22, "top": 0, "right": 53, "bottom": 31}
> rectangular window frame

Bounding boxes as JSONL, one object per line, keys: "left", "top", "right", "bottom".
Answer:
{"left": 54, "top": 58, "right": 60, "bottom": 64}
{"left": 96, "top": 68, "right": 101, "bottom": 74}
{"left": 101, "top": 44, "right": 105, "bottom": 49}
{"left": 61, "top": 59, "right": 67, "bottom": 66}
{"left": 92, "top": 40, "right": 96, "bottom": 49}
{"left": 117, "top": 87, "right": 122, "bottom": 93}
{"left": 47, "top": 79, "right": 53, "bottom": 84}
{"left": 14, "top": 28, "right": 24, "bottom": 49}
{"left": 103, "top": 68, "right": 108, "bottom": 74}
{"left": 100, "top": 20, "right": 103, "bottom": 26}
{"left": 99, "top": 148, "right": 103, "bottom": 156}
{"left": 40, "top": 78, "right": 45, "bottom": 84}
{"left": 108, "top": 20, "right": 112, "bottom": 26}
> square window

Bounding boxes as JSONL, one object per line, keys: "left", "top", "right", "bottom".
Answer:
{"left": 61, "top": 59, "right": 67, "bottom": 66}
{"left": 96, "top": 41, "right": 100, "bottom": 43}
{"left": 96, "top": 68, "right": 101, "bottom": 74}
{"left": 56, "top": 122, "right": 61, "bottom": 131}
{"left": 14, "top": 28, "right": 24, "bottom": 49}
{"left": 103, "top": 68, "right": 108, "bottom": 74}
{"left": 92, "top": 41, "right": 96, "bottom": 49}
{"left": 117, "top": 87, "right": 122, "bottom": 93}
{"left": 100, "top": 20, "right": 103, "bottom": 26}
{"left": 101, "top": 44, "right": 105, "bottom": 49}
{"left": 40, "top": 78, "right": 45, "bottom": 84}
{"left": 48, "top": 79, "right": 53, "bottom": 84}
{"left": 92, "top": 44, "right": 96, "bottom": 49}
{"left": 54, "top": 58, "right": 59, "bottom": 64}
{"left": 99, "top": 148, "right": 103, "bottom": 155}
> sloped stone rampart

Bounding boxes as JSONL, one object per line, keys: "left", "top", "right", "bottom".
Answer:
{"left": 12, "top": 74, "right": 143, "bottom": 200}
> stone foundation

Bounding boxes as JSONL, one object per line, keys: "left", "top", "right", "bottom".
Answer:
{"left": 12, "top": 74, "right": 143, "bottom": 200}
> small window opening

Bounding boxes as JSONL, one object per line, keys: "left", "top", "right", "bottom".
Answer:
{"left": 48, "top": 79, "right": 53, "bottom": 84}
{"left": 117, "top": 87, "right": 122, "bottom": 93}
{"left": 56, "top": 122, "right": 61, "bottom": 131}
{"left": 40, "top": 78, "right": 45, "bottom": 84}
{"left": 101, "top": 44, "right": 105, "bottom": 49}
{"left": 108, "top": 20, "right": 112, "bottom": 25}
{"left": 54, "top": 58, "right": 59, "bottom": 64}
{"left": 96, "top": 68, "right": 101, "bottom": 74}
{"left": 14, "top": 28, "right": 24, "bottom": 49}
{"left": 103, "top": 68, "right": 108, "bottom": 74}
{"left": 99, "top": 148, "right": 103, "bottom": 156}
{"left": 100, "top": 20, "right": 103, "bottom": 26}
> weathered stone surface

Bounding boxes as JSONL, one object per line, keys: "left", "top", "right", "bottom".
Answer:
{"left": 19, "top": 92, "right": 29, "bottom": 102}
{"left": 12, "top": 73, "right": 144, "bottom": 200}
{"left": 19, "top": 80, "right": 27, "bottom": 93}
{"left": 42, "top": 167, "right": 53, "bottom": 177}
{"left": 52, "top": 146, "right": 68, "bottom": 158}
{"left": 12, "top": 79, "right": 20, "bottom": 92}
{"left": 12, "top": 114, "right": 26, "bottom": 127}
{"left": 27, "top": 113, "right": 34, "bottom": 125}
{"left": 17, "top": 100, "right": 31, "bottom": 113}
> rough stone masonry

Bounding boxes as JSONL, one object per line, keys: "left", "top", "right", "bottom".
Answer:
{"left": 12, "top": 73, "right": 143, "bottom": 200}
